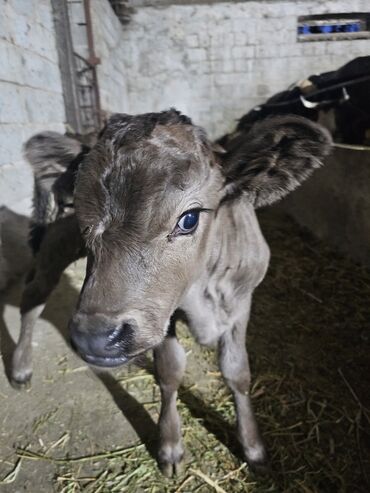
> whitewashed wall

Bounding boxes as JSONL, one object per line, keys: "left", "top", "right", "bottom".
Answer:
{"left": 68, "top": 0, "right": 129, "bottom": 115}
{"left": 0, "top": 0, "right": 66, "bottom": 215}
{"left": 121, "top": 0, "right": 370, "bottom": 138}
{"left": 91, "top": 0, "right": 129, "bottom": 114}
{"left": 0, "top": 0, "right": 129, "bottom": 216}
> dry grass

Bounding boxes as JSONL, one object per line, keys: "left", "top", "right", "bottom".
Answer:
{"left": 2, "top": 210, "right": 369, "bottom": 492}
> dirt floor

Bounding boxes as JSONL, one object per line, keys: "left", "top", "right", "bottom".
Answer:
{"left": 0, "top": 209, "right": 369, "bottom": 493}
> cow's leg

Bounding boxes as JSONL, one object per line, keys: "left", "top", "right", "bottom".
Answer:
{"left": 11, "top": 269, "right": 46, "bottom": 389}
{"left": 218, "top": 294, "right": 267, "bottom": 471}
{"left": 153, "top": 321, "right": 186, "bottom": 477}
{"left": 11, "top": 216, "right": 84, "bottom": 389}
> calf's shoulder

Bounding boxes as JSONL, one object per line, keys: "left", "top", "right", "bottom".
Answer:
{"left": 179, "top": 199, "right": 270, "bottom": 346}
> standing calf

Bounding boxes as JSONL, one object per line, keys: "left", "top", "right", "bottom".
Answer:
{"left": 11, "top": 110, "right": 331, "bottom": 475}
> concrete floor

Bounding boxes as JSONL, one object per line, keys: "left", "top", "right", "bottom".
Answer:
{"left": 0, "top": 259, "right": 147, "bottom": 492}
{"left": 0, "top": 257, "right": 223, "bottom": 493}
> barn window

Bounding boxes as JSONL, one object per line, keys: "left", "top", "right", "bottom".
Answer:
{"left": 297, "top": 13, "right": 370, "bottom": 41}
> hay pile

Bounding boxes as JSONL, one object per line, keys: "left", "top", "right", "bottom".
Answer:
{"left": 5, "top": 210, "right": 369, "bottom": 492}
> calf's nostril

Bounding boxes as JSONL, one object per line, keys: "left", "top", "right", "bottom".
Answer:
{"left": 105, "top": 320, "right": 136, "bottom": 350}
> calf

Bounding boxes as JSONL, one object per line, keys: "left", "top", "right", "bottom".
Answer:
{"left": 11, "top": 110, "right": 331, "bottom": 475}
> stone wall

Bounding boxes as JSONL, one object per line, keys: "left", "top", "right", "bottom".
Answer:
{"left": 0, "top": 0, "right": 66, "bottom": 215}
{"left": 121, "top": 0, "right": 370, "bottom": 138}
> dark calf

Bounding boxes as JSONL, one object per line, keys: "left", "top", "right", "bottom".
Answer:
{"left": 12, "top": 110, "right": 331, "bottom": 475}
{"left": 219, "top": 56, "right": 370, "bottom": 147}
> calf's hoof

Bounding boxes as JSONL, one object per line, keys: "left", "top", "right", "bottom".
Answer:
{"left": 158, "top": 442, "right": 185, "bottom": 477}
{"left": 244, "top": 445, "right": 270, "bottom": 475}
{"left": 247, "top": 456, "right": 271, "bottom": 476}
{"left": 159, "top": 458, "right": 184, "bottom": 478}
{"left": 10, "top": 370, "right": 32, "bottom": 391}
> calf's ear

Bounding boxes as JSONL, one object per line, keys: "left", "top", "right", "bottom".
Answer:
{"left": 220, "top": 115, "right": 332, "bottom": 208}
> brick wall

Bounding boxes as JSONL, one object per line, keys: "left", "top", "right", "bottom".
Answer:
{"left": 121, "top": 0, "right": 370, "bottom": 138}
{"left": 0, "top": 0, "right": 66, "bottom": 215}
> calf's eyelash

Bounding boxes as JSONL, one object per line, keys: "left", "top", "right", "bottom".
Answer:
{"left": 177, "top": 207, "right": 213, "bottom": 220}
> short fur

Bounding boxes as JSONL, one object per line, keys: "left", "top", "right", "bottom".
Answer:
{"left": 221, "top": 115, "right": 331, "bottom": 207}
{"left": 12, "top": 109, "right": 331, "bottom": 475}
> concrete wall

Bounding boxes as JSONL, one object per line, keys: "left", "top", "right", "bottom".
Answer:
{"left": 0, "top": 0, "right": 129, "bottom": 216}
{"left": 121, "top": 0, "right": 370, "bottom": 138}
{"left": 0, "top": 0, "right": 66, "bottom": 216}
{"left": 91, "top": 0, "right": 129, "bottom": 114}
{"left": 281, "top": 147, "right": 370, "bottom": 266}
{"left": 68, "top": 0, "right": 129, "bottom": 116}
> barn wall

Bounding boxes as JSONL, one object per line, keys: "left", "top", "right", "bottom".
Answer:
{"left": 121, "top": 0, "right": 370, "bottom": 138}
{"left": 90, "top": 0, "right": 129, "bottom": 115}
{"left": 0, "top": 0, "right": 66, "bottom": 215}
{"left": 0, "top": 0, "right": 129, "bottom": 216}
{"left": 68, "top": 0, "right": 129, "bottom": 116}
{"left": 281, "top": 148, "right": 370, "bottom": 266}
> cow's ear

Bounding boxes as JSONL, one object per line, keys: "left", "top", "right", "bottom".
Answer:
{"left": 220, "top": 115, "right": 332, "bottom": 208}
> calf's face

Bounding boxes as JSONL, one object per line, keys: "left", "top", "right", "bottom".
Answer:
{"left": 70, "top": 113, "right": 224, "bottom": 366}
{"left": 70, "top": 111, "right": 331, "bottom": 367}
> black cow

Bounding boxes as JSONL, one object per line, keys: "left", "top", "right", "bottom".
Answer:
{"left": 219, "top": 56, "right": 370, "bottom": 147}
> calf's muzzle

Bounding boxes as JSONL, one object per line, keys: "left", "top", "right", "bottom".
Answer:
{"left": 69, "top": 313, "right": 137, "bottom": 367}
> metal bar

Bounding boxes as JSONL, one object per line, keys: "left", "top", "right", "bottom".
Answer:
{"left": 333, "top": 142, "right": 370, "bottom": 151}
{"left": 73, "top": 52, "right": 93, "bottom": 64}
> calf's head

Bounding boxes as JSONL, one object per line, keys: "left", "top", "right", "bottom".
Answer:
{"left": 70, "top": 110, "right": 331, "bottom": 367}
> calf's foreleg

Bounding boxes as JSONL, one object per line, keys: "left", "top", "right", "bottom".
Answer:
{"left": 154, "top": 322, "right": 186, "bottom": 477}
{"left": 11, "top": 216, "right": 84, "bottom": 389}
{"left": 218, "top": 295, "right": 267, "bottom": 471}
{"left": 11, "top": 269, "right": 52, "bottom": 388}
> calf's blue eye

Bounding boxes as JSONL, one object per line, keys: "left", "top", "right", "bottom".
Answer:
{"left": 177, "top": 211, "right": 200, "bottom": 234}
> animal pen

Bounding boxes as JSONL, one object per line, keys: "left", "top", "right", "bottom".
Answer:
{"left": 0, "top": 1, "right": 369, "bottom": 492}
